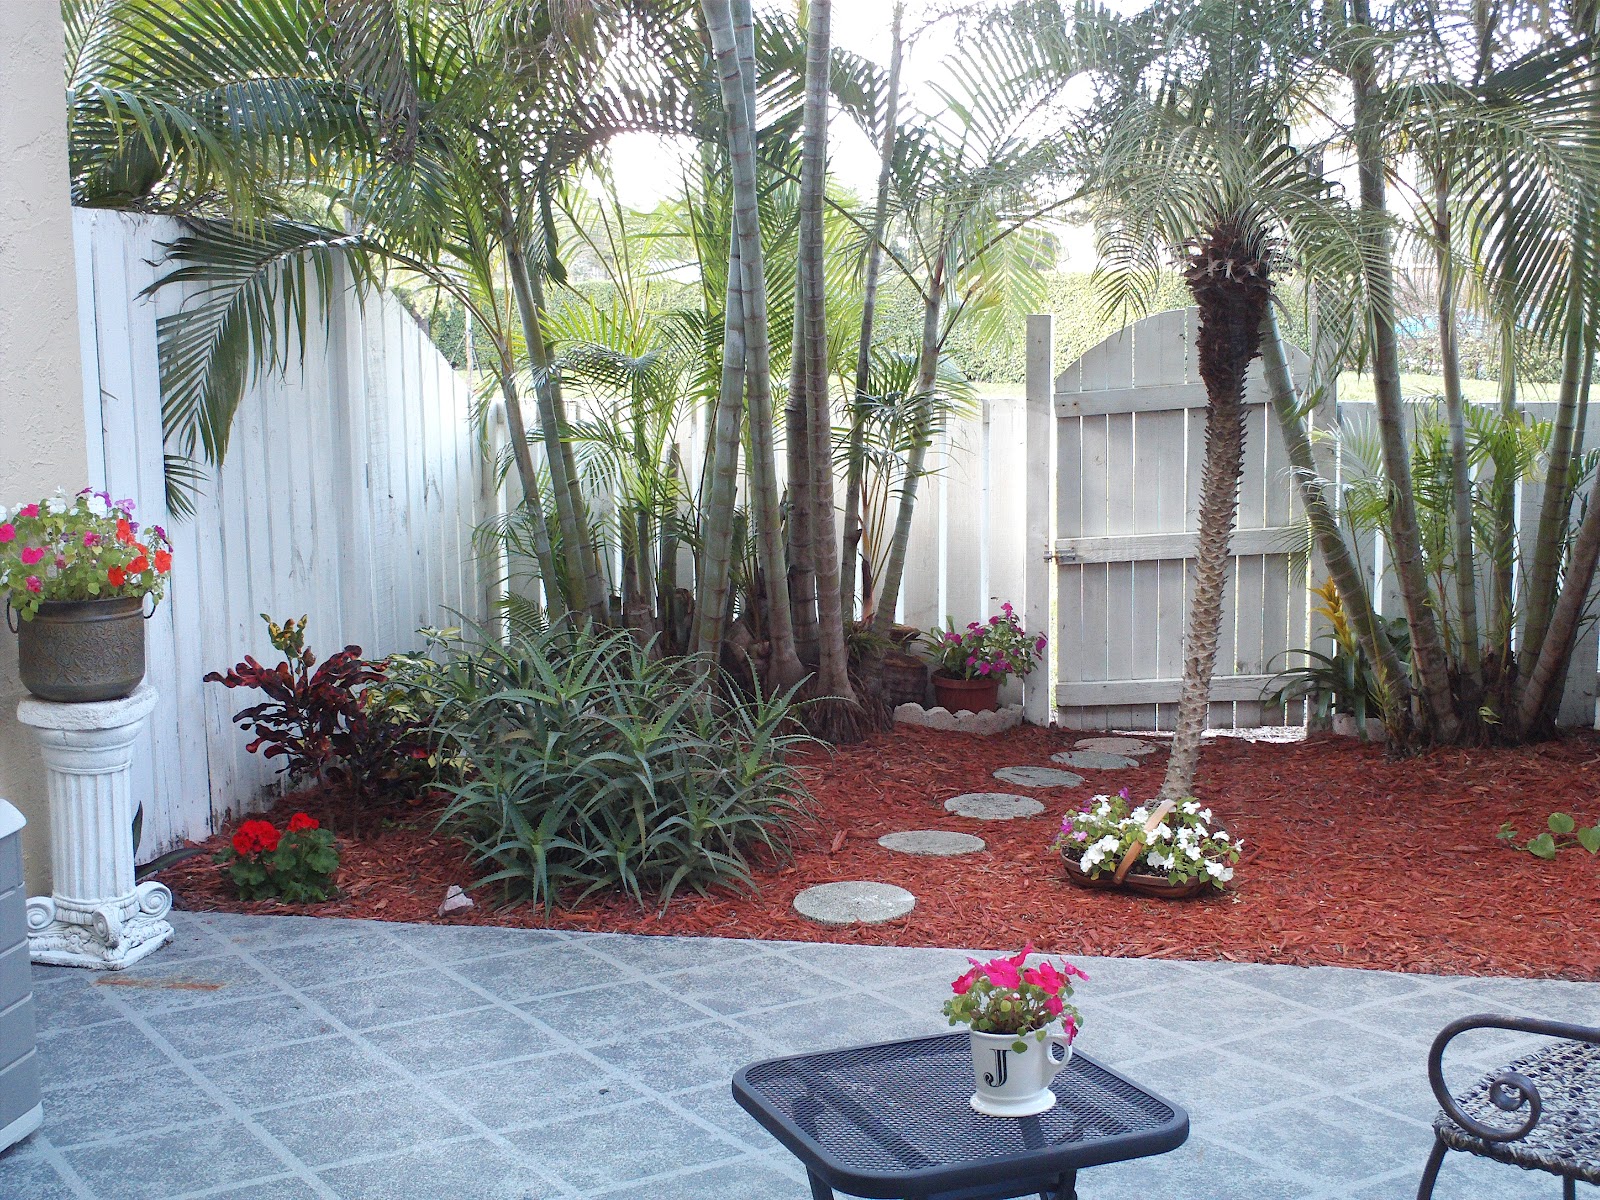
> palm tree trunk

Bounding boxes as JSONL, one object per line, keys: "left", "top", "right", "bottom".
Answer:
{"left": 1489, "top": 312, "right": 1518, "bottom": 667}
{"left": 1260, "top": 307, "right": 1407, "bottom": 717}
{"left": 1349, "top": 0, "right": 1460, "bottom": 742}
{"left": 502, "top": 211, "right": 609, "bottom": 621}
{"left": 786, "top": 284, "right": 820, "bottom": 665}
{"left": 494, "top": 351, "right": 568, "bottom": 623}
{"left": 794, "top": 0, "right": 863, "bottom": 737}
{"left": 869, "top": 254, "right": 944, "bottom": 639}
{"left": 1516, "top": 454, "right": 1600, "bottom": 734}
{"left": 1433, "top": 168, "right": 1483, "bottom": 689}
{"left": 692, "top": 233, "right": 747, "bottom": 664}
{"left": 704, "top": 0, "right": 806, "bottom": 689}
{"left": 1520, "top": 199, "right": 1590, "bottom": 673}
{"left": 1158, "top": 222, "right": 1270, "bottom": 804}
{"left": 840, "top": 1, "right": 903, "bottom": 620}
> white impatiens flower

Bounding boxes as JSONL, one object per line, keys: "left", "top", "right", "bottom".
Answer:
{"left": 1233, "top": 838, "right": 1244, "bottom": 852}
{"left": 86, "top": 493, "right": 108, "bottom": 517}
{"left": 1220, "top": 866, "right": 1235, "bottom": 882}
{"left": 1200, "top": 808, "right": 1213, "bottom": 822}
{"left": 1096, "top": 835, "right": 1119, "bottom": 853}
{"left": 44, "top": 494, "right": 67, "bottom": 515}
{"left": 1130, "top": 806, "right": 1149, "bottom": 823}
{"left": 1186, "top": 846, "right": 1200, "bottom": 860}
{"left": 1215, "top": 831, "right": 1230, "bottom": 842}
{"left": 1181, "top": 801, "right": 1199, "bottom": 815}
{"left": 0, "top": 505, "right": 7, "bottom": 521}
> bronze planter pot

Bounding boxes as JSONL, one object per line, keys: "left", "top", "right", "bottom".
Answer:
{"left": 14, "top": 597, "right": 146, "bottom": 703}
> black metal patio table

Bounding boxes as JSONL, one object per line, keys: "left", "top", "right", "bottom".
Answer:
{"left": 731, "top": 1032, "right": 1189, "bottom": 1200}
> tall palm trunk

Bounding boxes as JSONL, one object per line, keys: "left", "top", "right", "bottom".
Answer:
{"left": 786, "top": 283, "right": 820, "bottom": 664}
{"left": 793, "top": 0, "right": 864, "bottom": 739}
{"left": 1433, "top": 167, "right": 1483, "bottom": 693}
{"left": 1349, "top": 0, "right": 1460, "bottom": 742}
{"left": 493, "top": 347, "right": 568, "bottom": 623}
{"left": 502, "top": 210, "right": 610, "bottom": 621}
{"left": 840, "top": 1, "right": 903, "bottom": 619}
{"left": 1260, "top": 306, "right": 1407, "bottom": 717}
{"left": 1489, "top": 312, "right": 1518, "bottom": 667}
{"left": 1517, "top": 453, "right": 1600, "bottom": 733}
{"left": 691, "top": 236, "right": 746, "bottom": 665}
{"left": 869, "top": 252, "right": 944, "bottom": 638}
{"left": 1520, "top": 198, "right": 1590, "bottom": 673}
{"left": 1159, "top": 220, "right": 1271, "bottom": 804}
{"left": 704, "top": 0, "right": 806, "bottom": 689}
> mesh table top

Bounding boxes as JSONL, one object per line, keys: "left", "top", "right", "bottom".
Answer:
{"left": 733, "top": 1033, "right": 1188, "bottom": 1197}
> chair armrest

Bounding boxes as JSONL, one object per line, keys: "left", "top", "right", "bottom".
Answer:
{"left": 1428, "top": 1014, "right": 1600, "bottom": 1144}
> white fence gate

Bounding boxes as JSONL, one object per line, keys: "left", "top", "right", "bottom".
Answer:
{"left": 74, "top": 209, "right": 488, "bottom": 858}
{"left": 1025, "top": 308, "right": 1314, "bottom": 731}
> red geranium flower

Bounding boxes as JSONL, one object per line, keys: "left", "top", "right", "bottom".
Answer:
{"left": 286, "top": 812, "right": 319, "bottom": 832}
{"left": 129, "top": 555, "right": 150, "bottom": 574}
{"left": 154, "top": 549, "right": 172, "bottom": 573}
{"left": 107, "top": 565, "right": 126, "bottom": 587}
{"left": 231, "top": 818, "right": 280, "bottom": 856}
{"left": 115, "top": 519, "right": 133, "bottom": 545}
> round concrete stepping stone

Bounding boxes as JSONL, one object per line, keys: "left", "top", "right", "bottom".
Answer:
{"left": 1050, "top": 750, "right": 1140, "bottom": 771}
{"left": 1074, "top": 736, "right": 1159, "bottom": 756}
{"left": 793, "top": 881, "right": 916, "bottom": 926}
{"left": 878, "top": 830, "right": 987, "bottom": 857}
{"left": 944, "top": 792, "right": 1046, "bottom": 820}
{"left": 992, "top": 765, "right": 1084, "bottom": 789}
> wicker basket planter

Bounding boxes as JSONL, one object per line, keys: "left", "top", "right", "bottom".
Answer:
{"left": 1061, "top": 853, "right": 1212, "bottom": 900}
{"left": 880, "top": 649, "right": 929, "bottom": 708}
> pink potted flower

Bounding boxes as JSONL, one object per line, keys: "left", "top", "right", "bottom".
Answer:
{"left": 944, "top": 946, "right": 1087, "bottom": 1116}
{"left": 920, "top": 604, "right": 1044, "bottom": 713}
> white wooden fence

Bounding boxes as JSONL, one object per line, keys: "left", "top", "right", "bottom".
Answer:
{"left": 73, "top": 210, "right": 487, "bottom": 859}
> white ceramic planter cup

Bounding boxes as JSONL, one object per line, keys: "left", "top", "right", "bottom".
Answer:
{"left": 968, "top": 1027, "right": 1073, "bottom": 1116}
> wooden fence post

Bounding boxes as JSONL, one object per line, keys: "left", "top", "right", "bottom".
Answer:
{"left": 1025, "top": 314, "right": 1055, "bottom": 726}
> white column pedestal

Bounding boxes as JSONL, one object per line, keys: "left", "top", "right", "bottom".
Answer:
{"left": 18, "top": 682, "right": 173, "bottom": 969}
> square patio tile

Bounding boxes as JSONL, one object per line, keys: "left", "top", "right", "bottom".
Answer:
{"left": 588, "top": 1020, "right": 781, "bottom": 1093}
{"left": 1215, "top": 1017, "right": 1416, "bottom": 1091}
{"left": 361, "top": 1005, "right": 546, "bottom": 1076}
{"left": 595, "top": 1156, "right": 808, "bottom": 1200}
{"left": 44, "top": 1064, "right": 224, "bottom": 1149}
{"left": 316, "top": 1137, "right": 554, "bottom": 1200}
{"left": 61, "top": 1116, "right": 286, "bottom": 1200}
{"left": 86, "top": 955, "right": 279, "bottom": 1016}
{"left": 252, "top": 1082, "right": 476, "bottom": 1168}
{"left": 1224, "top": 963, "right": 1434, "bottom": 1014}
{"left": 188, "top": 913, "right": 371, "bottom": 949}
{"left": 202, "top": 1176, "right": 327, "bottom": 1199}
{"left": 302, "top": 966, "right": 491, "bottom": 1030}
{"left": 1082, "top": 1135, "right": 1319, "bottom": 1200}
{"left": 664, "top": 1082, "right": 787, "bottom": 1152}
{"left": 575, "top": 933, "right": 765, "bottom": 977}
{"left": 429, "top": 1050, "right": 640, "bottom": 1131}
{"left": 769, "top": 941, "right": 970, "bottom": 987}
{"left": 1130, "top": 1047, "right": 1322, "bottom": 1121}
{"left": 1206, "top": 1095, "right": 1433, "bottom": 1190}
{"left": 1451, "top": 976, "right": 1600, "bottom": 1025}
{"left": 732, "top": 995, "right": 937, "bottom": 1056}
{"left": 0, "top": 1146, "right": 80, "bottom": 1200}
{"left": 30, "top": 977, "right": 126, "bottom": 1036}
{"left": 37, "top": 1019, "right": 169, "bottom": 1092}
{"left": 380, "top": 922, "right": 568, "bottom": 964}
{"left": 146, "top": 992, "right": 335, "bottom": 1059}
{"left": 1107, "top": 977, "right": 1306, "bottom": 1045}
{"left": 252, "top": 933, "right": 420, "bottom": 990}
{"left": 505, "top": 1099, "right": 743, "bottom": 1191}
{"left": 652, "top": 953, "right": 848, "bottom": 1017}
{"left": 195, "top": 1035, "right": 405, "bottom": 1112}
{"left": 452, "top": 945, "right": 620, "bottom": 1004}
{"left": 521, "top": 981, "right": 711, "bottom": 1047}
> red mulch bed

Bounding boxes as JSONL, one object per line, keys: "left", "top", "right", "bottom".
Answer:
{"left": 157, "top": 725, "right": 1600, "bottom": 980}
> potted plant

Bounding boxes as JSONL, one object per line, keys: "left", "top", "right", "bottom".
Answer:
{"left": 922, "top": 603, "right": 1045, "bottom": 713}
{"left": 1, "top": 490, "right": 172, "bottom": 702}
{"left": 944, "top": 946, "right": 1086, "bottom": 1116}
{"left": 1055, "top": 790, "right": 1241, "bottom": 899}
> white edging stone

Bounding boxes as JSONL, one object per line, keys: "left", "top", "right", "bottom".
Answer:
{"left": 892, "top": 703, "right": 1022, "bottom": 735}
{"left": 793, "top": 882, "right": 916, "bottom": 926}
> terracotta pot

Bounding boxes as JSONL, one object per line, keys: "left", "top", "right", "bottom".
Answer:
{"left": 13, "top": 597, "right": 146, "bottom": 703}
{"left": 932, "top": 673, "right": 1000, "bottom": 713}
{"left": 1061, "top": 852, "right": 1212, "bottom": 900}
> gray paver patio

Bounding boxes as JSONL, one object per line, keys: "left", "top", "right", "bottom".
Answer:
{"left": 3, "top": 910, "right": 1594, "bottom": 1199}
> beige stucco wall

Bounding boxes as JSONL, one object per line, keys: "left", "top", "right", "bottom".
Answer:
{"left": 0, "top": 1, "right": 90, "bottom": 895}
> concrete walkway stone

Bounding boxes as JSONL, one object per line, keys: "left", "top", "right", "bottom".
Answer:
{"left": 792, "top": 882, "right": 916, "bottom": 926}
{"left": 877, "top": 831, "right": 986, "bottom": 857}
{"left": 992, "top": 765, "right": 1083, "bottom": 789}
{"left": 3, "top": 910, "right": 1588, "bottom": 1200}
{"left": 1075, "top": 736, "right": 1159, "bottom": 756}
{"left": 943, "top": 792, "right": 1046, "bottom": 819}
{"left": 1051, "top": 750, "right": 1140, "bottom": 771}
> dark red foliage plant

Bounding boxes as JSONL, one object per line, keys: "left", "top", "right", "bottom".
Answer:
{"left": 205, "top": 616, "right": 430, "bottom": 837}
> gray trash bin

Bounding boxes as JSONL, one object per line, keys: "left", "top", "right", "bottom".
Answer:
{"left": 0, "top": 801, "right": 41, "bottom": 1153}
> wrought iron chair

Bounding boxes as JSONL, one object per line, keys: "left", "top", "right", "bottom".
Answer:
{"left": 1419, "top": 1014, "right": 1600, "bottom": 1200}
